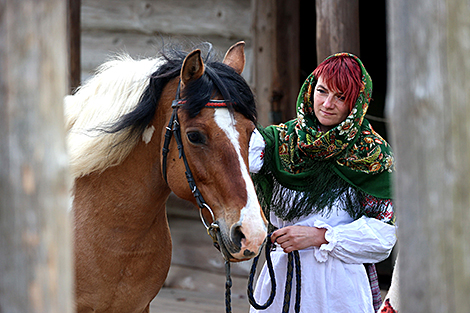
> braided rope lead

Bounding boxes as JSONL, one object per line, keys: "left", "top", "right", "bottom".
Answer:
{"left": 282, "top": 252, "right": 294, "bottom": 312}
{"left": 225, "top": 260, "right": 232, "bottom": 313}
{"left": 247, "top": 235, "right": 276, "bottom": 309}
{"left": 293, "top": 250, "right": 301, "bottom": 313}
{"left": 280, "top": 250, "right": 301, "bottom": 313}
{"left": 247, "top": 234, "right": 302, "bottom": 313}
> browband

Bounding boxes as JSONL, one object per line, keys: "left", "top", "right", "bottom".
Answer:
{"left": 172, "top": 99, "right": 231, "bottom": 108}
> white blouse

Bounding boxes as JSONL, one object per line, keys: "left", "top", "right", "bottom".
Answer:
{"left": 248, "top": 129, "right": 397, "bottom": 313}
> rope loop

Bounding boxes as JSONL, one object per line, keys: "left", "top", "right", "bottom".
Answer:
{"left": 247, "top": 233, "right": 302, "bottom": 313}
{"left": 247, "top": 234, "right": 277, "bottom": 310}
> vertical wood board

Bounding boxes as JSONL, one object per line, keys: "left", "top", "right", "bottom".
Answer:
{"left": 387, "top": 0, "right": 470, "bottom": 311}
{"left": 0, "top": 1, "right": 73, "bottom": 312}
{"left": 316, "top": 0, "right": 360, "bottom": 63}
{"left": 252, "top": 0, "right": 300, "bottom": 126}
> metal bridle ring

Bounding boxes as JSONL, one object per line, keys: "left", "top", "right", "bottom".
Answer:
{"left": 199, "top": 203, "right": 216, "bottom": 230}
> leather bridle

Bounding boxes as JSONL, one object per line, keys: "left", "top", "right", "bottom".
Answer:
{"left": 161, "top": 79, "right": 235, "bottom": 261}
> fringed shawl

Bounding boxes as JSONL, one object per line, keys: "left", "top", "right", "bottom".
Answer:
{"left": 252, "top": 53, "right": 394, "bottom": 221}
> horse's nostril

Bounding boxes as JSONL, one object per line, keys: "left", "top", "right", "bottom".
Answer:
{"left": 231, "top": 225, "right": 245, "bottom": 249}
{"left": 243, "top": 249, "right": 255, "bottom": 257}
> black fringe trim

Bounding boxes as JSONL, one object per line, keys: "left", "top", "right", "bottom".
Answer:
{"left": 252, "top": 134, "right": 391, "bottom": 223}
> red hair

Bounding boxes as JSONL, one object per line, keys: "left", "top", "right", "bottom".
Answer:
{"left": 313, "top": 55, "right": 362, "bottom": 111}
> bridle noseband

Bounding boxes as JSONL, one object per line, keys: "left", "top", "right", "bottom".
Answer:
{"left": 161, "top": 80, "right": 234, "bottom": 260}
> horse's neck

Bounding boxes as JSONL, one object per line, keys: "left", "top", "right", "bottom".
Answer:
{"left": 73, "top": 138, "right": 170, "bottom": 248}
{"left": 72, "top": 80, "right": 178, "bottom": 251}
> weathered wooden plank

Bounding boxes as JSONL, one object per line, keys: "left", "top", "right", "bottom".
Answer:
{"left": 0, "top": 0, "right": 73, "bottom": 312}
{"left": 316, "top": 0, "right": 360, "bottom": 62}
{"left": 163, "top": 264, "right": 250, "bottom": 300}
{"left": 167, "top": 212, "right": 252, "bottom": 278}
{"left": 252, "top": 0, "right": 300, "bottom": 126}
{"left": 151, "top": 287, "right": 250, "bottom": 313}
{"left": 67, "top": 0, "right": 81, "bottom": 91}
{"left": 81, "top": 0, "right": 252, "bottom": 39}
{"left": 81, "top": 31, "right": 253, "bottom": 84}
{"left": 387, "top": 0, "right": 470, "bottom": 311}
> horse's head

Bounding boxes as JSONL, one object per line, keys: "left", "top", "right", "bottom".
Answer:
{"left": 163, "top": 42, "right": 268, "bottom": 261}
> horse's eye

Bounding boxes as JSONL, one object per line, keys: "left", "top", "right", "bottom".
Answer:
{"left": 187, "top": 131, "right": 205, "bottom": 144}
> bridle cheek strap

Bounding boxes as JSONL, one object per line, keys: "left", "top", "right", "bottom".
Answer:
{"left": 161, "top": 103, "right": 178, "bottom": 185}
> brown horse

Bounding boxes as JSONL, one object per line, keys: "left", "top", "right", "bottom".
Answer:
{"left": 65, "top": 42, "right": 268, "bottom": 313}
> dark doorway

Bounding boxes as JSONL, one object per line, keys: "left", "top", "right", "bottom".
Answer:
{"left": 359, "top": 1, "right": 389, "bottom": 140}
{"left": 299, "top": 1, "right": 317, "bottom": 81}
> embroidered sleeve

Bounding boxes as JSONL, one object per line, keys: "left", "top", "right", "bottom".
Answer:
{"left": 249, "top": 128, "right": 265, "bottom": 173}
{"left": 362, "top": 194, "right": 396, "bottom": 225}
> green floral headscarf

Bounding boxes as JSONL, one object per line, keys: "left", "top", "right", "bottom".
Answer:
{"left": 253, "top": 53, "right": 395, "bottom": 221}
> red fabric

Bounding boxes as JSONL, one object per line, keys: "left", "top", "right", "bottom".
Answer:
{"left": 380, "top": 299, "right": 397, "bottom": 313}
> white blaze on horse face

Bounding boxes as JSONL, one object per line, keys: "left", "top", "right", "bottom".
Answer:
{"left": 213, "top": 109, "right": 267, "bottom": 253}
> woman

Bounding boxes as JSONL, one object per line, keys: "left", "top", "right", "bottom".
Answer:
{"left": 249, "top": 53, "right": 396, "bottom": 313}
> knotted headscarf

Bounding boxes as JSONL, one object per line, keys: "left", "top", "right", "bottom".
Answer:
{"left": 253, "top": 53, "right": 394, "bottom": 221}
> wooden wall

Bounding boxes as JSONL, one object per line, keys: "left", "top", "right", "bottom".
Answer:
{"left": 80, "top": 0, "right": 253, "bottom": 83}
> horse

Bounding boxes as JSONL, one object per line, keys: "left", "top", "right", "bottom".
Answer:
{"left": 65, "top": 41, "right": 268, "bottom": 313}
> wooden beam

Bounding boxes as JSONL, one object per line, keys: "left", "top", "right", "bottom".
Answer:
{"left": 316, "top": 0, "right": 360, "bottom": 63}
{"left": 67, "top": 0, "right": 81, "bottom": 92}
{"left": 0, "top": 0, "right": 73, "bottom": 312}
{"left": 252, "top": 0, "right": 276, "bottom": 126}
{"left": 252, "top": 0, "right": 300, "bottom": 126}
{"left": 387, "top": 0, "right": 470, "bottom": 311}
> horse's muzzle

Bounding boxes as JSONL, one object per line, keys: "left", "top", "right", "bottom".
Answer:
{"left": 215, "top": 220, "right": 266, "bottom": 262}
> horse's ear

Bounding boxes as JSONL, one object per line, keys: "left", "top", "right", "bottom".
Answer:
{"left": 181, "top": 49, "right": 205, "bottom": 87}
{"left": 223, "top": 41, "right": 245, "bottom": 75}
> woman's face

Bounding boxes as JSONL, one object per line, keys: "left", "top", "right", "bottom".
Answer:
{"left": 313, "top": 76, "right": 351, "bottom": 132}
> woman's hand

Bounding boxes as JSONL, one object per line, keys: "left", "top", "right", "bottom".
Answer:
{"left": 271, "top": 226, "right": 328, "bottom": 253}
